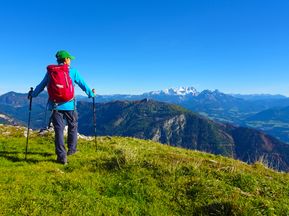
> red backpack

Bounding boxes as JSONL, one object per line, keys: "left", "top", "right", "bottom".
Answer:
{"left": 47, "top": 64, "right": 74, "bottom": 103}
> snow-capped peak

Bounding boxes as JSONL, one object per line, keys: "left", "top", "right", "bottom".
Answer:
{"left": 148, "top": 87, "right": 199, "bottom": 96}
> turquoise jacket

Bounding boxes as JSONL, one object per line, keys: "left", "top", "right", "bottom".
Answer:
{"left": 32, "top": 67, "right": 94, "bottom": 110}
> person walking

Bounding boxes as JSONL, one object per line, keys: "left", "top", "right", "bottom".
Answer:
{"left": 30, "top": 50, "right": 95, "bottom": 164}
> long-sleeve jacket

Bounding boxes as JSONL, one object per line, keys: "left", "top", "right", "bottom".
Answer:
{"left": 32, "top": 67, "right": 94, "bottom": 110}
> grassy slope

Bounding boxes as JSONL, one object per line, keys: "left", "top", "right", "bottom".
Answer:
{"left": 1, "top": 125, "right": 289, "bottom": 216}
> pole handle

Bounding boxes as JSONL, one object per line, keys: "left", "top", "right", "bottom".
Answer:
{"left": 28, "top": 87, "right": 33, "bottom": 111}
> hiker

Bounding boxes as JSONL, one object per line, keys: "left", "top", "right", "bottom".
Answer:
{"left": 29, "top": 50, "right": 95, "bottom": 164}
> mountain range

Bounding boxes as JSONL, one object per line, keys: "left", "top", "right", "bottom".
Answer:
{"left": 1, "top": 90, "right": 289, "bottom": 171}
{"left": 1, "top": 87, "right": 289, "bottom": 119}
{"left": 86, "top": 87, "right": 289, "bottom": 143}
{"left": 88, "top": 87, "right": 289, "bottom": 122}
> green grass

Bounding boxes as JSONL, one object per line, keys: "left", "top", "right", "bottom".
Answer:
{"left": 1, "top": 124, "right": 289, "bottom": 215}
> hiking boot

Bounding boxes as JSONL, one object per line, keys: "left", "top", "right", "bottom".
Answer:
{"left": 67, "top": 150, "right": 78, "bottom": 156}
{"left": 56, "top": 157, "right": 68, "bottom": 165}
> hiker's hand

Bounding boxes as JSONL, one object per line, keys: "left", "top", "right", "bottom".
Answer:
{"left": 92, "top": 89, "right": 96, "bottom": 96}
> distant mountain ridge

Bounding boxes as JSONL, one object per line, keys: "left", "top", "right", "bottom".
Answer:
{"left": 232, "top": 94, "right": 288, "bottom": 101}
{"left": 0, "top": 91, "right": 47, "bottom": 106}
{"left": 146, "top": 86, "right": 199, "bottom": 96}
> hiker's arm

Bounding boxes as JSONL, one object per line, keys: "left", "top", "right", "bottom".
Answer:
{"left": 73, "top": 69, "right": 95, "bottom": 98}
{"left": 31, "top": 73, "right": 48, "bottom": 97}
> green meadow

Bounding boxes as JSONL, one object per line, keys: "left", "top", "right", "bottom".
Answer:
{"left": 1, "top": 125, "right": 289, "bottom": 215}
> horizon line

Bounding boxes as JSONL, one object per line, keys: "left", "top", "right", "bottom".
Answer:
{"left": 1, "top": 88, "right": 288, "bottom": 98}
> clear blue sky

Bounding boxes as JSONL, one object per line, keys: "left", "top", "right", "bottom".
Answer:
{"left": 0, "top": 0, "right": 289, "bottom": 96}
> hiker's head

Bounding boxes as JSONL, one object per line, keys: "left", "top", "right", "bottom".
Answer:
{"left": 55, "top": 50, "right": 75, "bottom": 65}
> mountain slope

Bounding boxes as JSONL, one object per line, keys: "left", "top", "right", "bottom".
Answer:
{"left": 231, "top": 126, "right": 289, "bottom": 171}
{"left": 246, "top": 106, "right": 289, "bottom": 123}
{"left": 1, "top": 124, "right": 289, "bottom": 215}
{"left": 78, "top": 100, "right": 236, "bottom": 157}
{"left": 0, "top": 114, "right": 15, "bottom": 125}
{"left": 78, "top": 100, "right": 289, "bottom": 171}
{"left": 0, "top": 103, "right": 48, "bottom": 129}
{"left": 0, "top": 91, "right": 48, "bottom": 129}
{"left": 244, "top": 106, "right": 289, "bottom": 143}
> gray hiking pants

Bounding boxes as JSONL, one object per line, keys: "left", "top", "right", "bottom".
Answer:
{"left": 51, "top": 110, "right": 78, "bottom": 161}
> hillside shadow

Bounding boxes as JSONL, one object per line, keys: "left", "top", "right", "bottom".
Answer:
{"left": 193, "top": 202, "right": 241, "bottom": 216}
{"left": 0, "top": 151, "right": 55, "bottom": 164}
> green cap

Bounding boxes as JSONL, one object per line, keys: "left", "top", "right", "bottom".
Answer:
{"left": 55, "top": 50, "right": 75, "bottom": 60}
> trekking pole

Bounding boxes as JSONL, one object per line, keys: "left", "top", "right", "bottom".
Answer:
{"left": 93, "top": 95, "right": 97, "bottom": 148}
{"left": 25, "top": 87, "right": 33, "bottom": 160}
{"left": 43, "top": 101, "right": 49, "bottom": 129}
